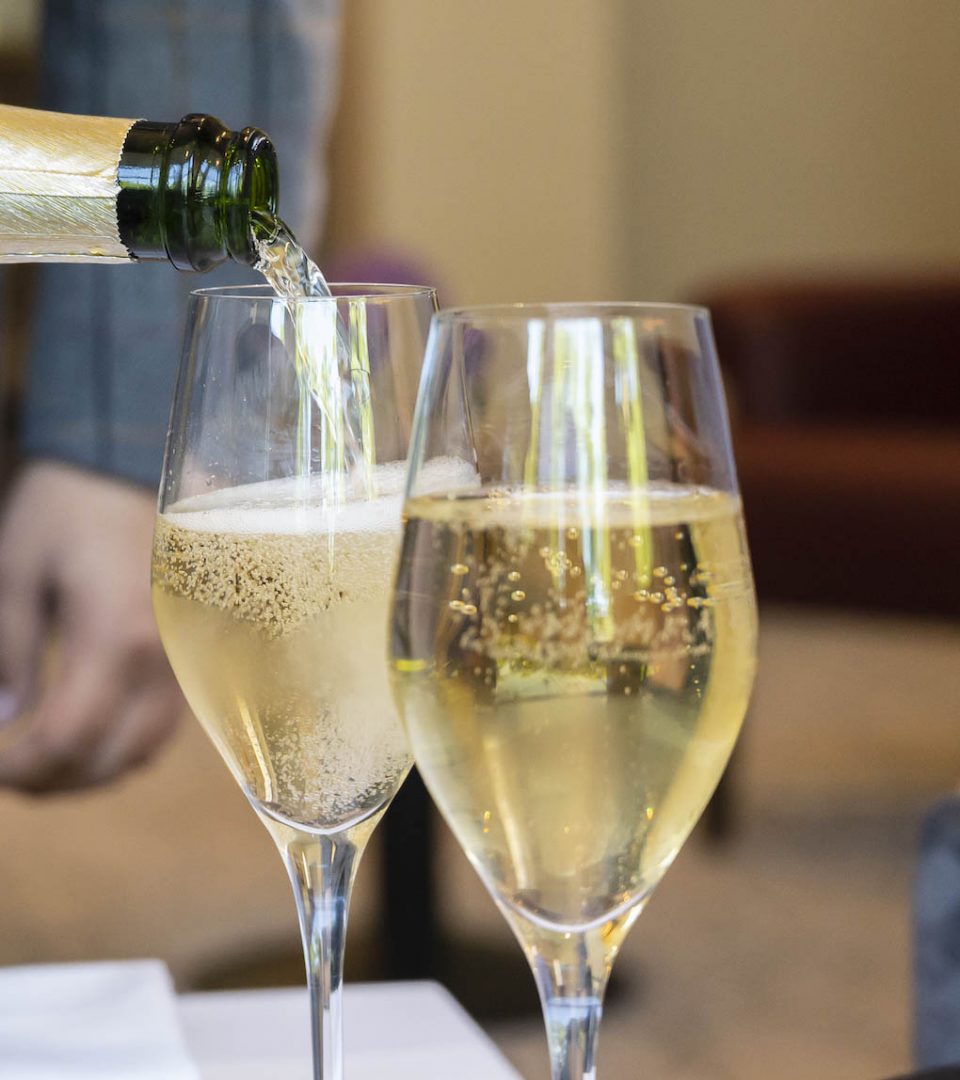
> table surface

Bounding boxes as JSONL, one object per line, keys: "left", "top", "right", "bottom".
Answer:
{"left": 178, "top": 981, "right": 523, "bottom": 1079}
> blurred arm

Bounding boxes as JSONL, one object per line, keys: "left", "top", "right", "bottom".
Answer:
{"left": 0, "top": 0, "right": 341, "bottom": 792}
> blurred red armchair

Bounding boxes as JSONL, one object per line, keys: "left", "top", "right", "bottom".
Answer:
{"left": 699, "top": 277, "right": 960, "bottom": 619}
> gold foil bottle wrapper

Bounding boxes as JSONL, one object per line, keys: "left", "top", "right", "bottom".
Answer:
{"left": 0, "top": 103, "right": 137, "bottom": 263}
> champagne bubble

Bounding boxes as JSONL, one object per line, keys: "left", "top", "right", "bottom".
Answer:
{"left": 152, "top": 471, "right": 414, "bottom": 832}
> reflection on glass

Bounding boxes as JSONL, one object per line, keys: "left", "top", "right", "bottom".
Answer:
{"left": 152, "top": 284, "right": 436, "bottom": 1080}
{"left": 391, "top": 303, "right": 757, "bottom": 1079}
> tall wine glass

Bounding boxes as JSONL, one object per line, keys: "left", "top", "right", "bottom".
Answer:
{"left": 390, "top": 302, "right": 758, "bottom": 1078}
{"left": 152, "top": 283, "right": 436, "bottom": 1079}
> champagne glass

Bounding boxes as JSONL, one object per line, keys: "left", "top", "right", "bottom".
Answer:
{"left": 152, "top": 283, "right": 436, "bottom": 1079}
{"left": 390, "top": 302, "right": 758, "bottom": 1078}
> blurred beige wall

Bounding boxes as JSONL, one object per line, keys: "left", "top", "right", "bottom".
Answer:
{"left": 0, "top": 0, "right": 39, "bottom": 51}
{"left": 326, "top": 0, "right": 624, "bottom": 303}
{"left": 620, "top": 0, "right": 960, "bottom": 299}
{"left": 327, "top": 0, "right": 960, "bottom": 304}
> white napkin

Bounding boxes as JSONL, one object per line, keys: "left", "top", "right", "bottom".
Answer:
{"left": 177, "top": 982, "right": 523, "bottom": 1079}
{"left": 0, "top": 960, "right": 200, "bottom": 1079}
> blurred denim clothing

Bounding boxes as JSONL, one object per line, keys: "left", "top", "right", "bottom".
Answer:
{"left": 915, "top": 797, "right": 960, "bottom": 1068}
{"left": 22, "top": 0, "right": 340, "bottom": 487}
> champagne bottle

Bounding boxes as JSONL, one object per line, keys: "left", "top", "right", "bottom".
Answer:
{"left": 0, "top": 104, "right": 278, "bottom": 272}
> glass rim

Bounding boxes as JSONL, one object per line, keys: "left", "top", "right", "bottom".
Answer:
{"left": 189, "top": 282, "right": 437, "bottom": 304}
{"left": 433, "top": 300, "right": 709, "bottom": 322}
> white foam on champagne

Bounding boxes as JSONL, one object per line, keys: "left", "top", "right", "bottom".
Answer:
{"left": 153, "top": 458, "right": 479, "bottom": 636}
{"left": 165, "top": 457, "right": 478, "bottom": 535}
{"left": 167, "top": 461, "right": 406, "bottom": 535}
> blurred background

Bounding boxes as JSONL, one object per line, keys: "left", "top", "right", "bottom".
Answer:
{"left": 324, "top": 2, "right": 960, "bottom": 303}
{"left": 1, "top": 2, "right": 958, "bottom": 1077}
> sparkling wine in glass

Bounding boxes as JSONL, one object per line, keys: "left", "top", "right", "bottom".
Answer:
{"left": 390, "top": 302, "right": 758, "bottom": 1078}
{"left": 151, "top": 283, "right": 437, "bottom": 1079}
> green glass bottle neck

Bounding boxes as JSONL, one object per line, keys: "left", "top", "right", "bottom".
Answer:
{"left": 116, "top": 113, "right": 279, "bottom": 272}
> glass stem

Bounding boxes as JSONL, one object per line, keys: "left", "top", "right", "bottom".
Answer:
{"left": 282, "top": 829, "right": 363, "bottom": 1080}
{"left": 525, "top": 927, "right": 613, "bottom": 1080}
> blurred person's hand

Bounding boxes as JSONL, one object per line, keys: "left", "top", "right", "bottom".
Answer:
{"left": 0, "top": 462, "right": 183, "bottom": 793}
